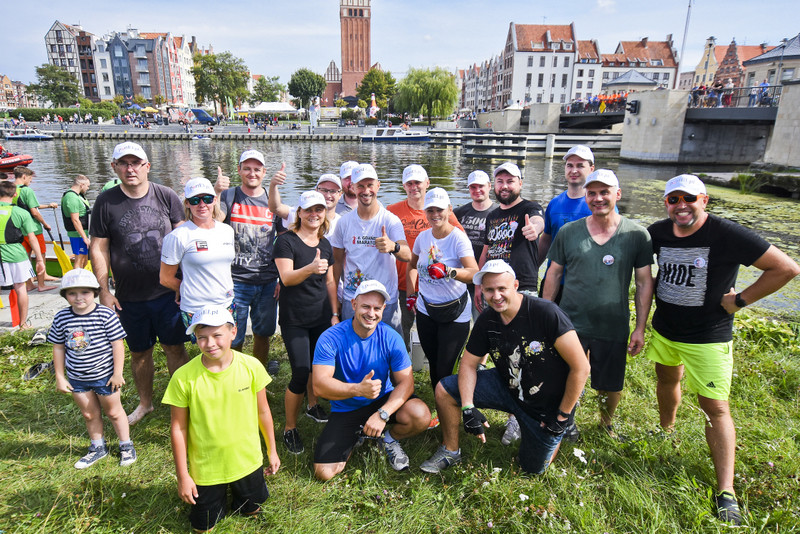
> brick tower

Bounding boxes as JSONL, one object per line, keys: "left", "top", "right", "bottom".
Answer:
{"left": 340, "top": 0, "right": 371, "bottom": 97}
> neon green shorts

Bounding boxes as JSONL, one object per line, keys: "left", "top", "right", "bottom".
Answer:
{"left": 646, "top": 330, "right": 733, "bottom": 401}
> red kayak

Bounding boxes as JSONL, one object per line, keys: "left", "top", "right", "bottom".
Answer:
{"left": 0, "top": 153, "right": 34, "bottom": 171}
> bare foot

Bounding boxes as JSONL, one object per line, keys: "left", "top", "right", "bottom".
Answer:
{"left": 37, "top": 285, "right": 59, "bottom": 292}
{"left": 127, "top": 404, "right": 154, "bottom": 425}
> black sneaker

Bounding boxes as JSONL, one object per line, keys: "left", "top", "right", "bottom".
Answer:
{"left": 119, "top": 443, "right": 137, "bottom": 467}
{"left": 75, "top": 443, "right": 108, "bottom": 469}
{"left": 305, "top": 404, "right": 328, "bottom": 423}
{"left": 283, "top": 428, "right": 304, "bottom": 455}
{"left": 714, "top": 490, "right": 742, "bottom": 525}
{"left": 267, "top": 360, "right": 280, "bottom": 377}
{"left": 563, "top": 421, "right": 580, "bottom": 442}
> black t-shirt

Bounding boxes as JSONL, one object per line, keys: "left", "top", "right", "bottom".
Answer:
{"left": 453, "top": 201, "right": 496, "bottom": 261}
{"left": 274, "top": 231, "right": 334, "bottom": 329}
{"left": 465, "top": 296, "right": 575, "bottom": 424}
{"left": 484, "top": 199, "right": 544, "bottom": 291}
{"left": 648, "top": 214, "right": 770, "bottom": 343}
{"left": 90, "top": 183, "right": 184, "bottom": 302}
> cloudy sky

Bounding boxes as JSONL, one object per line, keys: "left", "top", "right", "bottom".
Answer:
{"left": 2, "top": 0, "right": 796, "bottom": 86}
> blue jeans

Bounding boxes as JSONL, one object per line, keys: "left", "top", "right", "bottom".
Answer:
{"left": 232, "top": 279, "right": 278, "bottom": 348}
{"left": 440, "top": 368, "right": 562, "bottom": 474}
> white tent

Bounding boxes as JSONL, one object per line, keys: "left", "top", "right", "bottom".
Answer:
{"left": 251, "top": 102, "right": 299, "bottom": 113}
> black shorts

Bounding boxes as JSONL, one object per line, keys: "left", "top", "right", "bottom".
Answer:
{"left": 117, "top": 292, "right": 188, "bottom": 352}
{"left": 189, "top": 467, "right": 268, "bottom": 531}
{"left": 580, "top": 336, "right": 628, "bottom": 392}
{"left": 313, "top": 393, "right": 418, "bottom": 464}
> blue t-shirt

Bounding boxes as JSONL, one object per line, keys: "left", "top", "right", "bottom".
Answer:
{"left": 543, "top": 191, "right": 592, "bottom": 241}
{"left": 313, "top": 319, "right": 411, "bottom": 412}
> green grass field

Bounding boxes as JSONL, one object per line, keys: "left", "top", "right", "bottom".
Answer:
{"left": 1, "top": 312, "right": 798, "bottom": 533}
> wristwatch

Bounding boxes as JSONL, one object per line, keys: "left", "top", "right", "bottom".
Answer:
{"left": 734, "top": 293, "right": 748, "bottom": 308}
{"left": 447, "top": 267, "right": 458, "bottom": 279}
{"left": 378, "top": 408, "right": 390, "bottom": 422}
{"left": 391, "top": 242, "right": 401, "bottom": 255}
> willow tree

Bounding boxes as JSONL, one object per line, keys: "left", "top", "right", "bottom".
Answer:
{"left": 394, "top": 67, "right": 457, "bottom": 125}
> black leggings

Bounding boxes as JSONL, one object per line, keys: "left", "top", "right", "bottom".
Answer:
{"left": 416, "top": 311, "right": 470, "bottom": 390}
{"left": 282, "top": 323, "right": 329, "bottom": 395}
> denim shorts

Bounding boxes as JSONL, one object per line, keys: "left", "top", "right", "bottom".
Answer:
{"left": 440, "top": 368, "right": 561, "bottom": 474}
{"left": 68, "top": 374, "right": 115, "bottom": 396}
{"left": 232, "top": 279, "right": 278, "bottom": 347}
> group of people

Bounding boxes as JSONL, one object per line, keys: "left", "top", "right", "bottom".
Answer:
{"left": 3, "top": 140, "right": 797, "bottom": 530}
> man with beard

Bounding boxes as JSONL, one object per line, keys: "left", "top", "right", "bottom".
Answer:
{"left": 336, "top": 161, "right": 359, "bottom": 214}
{"left": 542, "top": 169, "right": 653, "bottom": 439}
{"left": 90, "top": 142, "right": 189, "bottom": 425}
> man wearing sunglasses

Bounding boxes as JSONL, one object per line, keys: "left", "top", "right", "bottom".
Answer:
{"left": 646, "top": 174, "right": 800, "bottom": 525}
{"left": 90, "top": 141, "right": 189, "bottom": 426}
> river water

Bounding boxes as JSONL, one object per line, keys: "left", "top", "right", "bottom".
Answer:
{"left": 4, "top": 138, "right": 799, "bottom": 314}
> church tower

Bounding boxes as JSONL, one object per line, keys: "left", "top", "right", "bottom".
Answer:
{"left": 340, "top": 0, "right": 371, "bottom": 97}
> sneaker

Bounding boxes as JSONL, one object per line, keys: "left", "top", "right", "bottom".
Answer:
{"left": 381, "top": 440, "right": 410, "bottom": 471}
{"left": 305, "top": 404, "right": 328, "bottom": 423}
{"left": 600, "top": 424, "right": 628, "bottom": 443}
{"left": 714, "top": 490, "right": 742, "bottom": 525}
{"left": 283, "top": 428, "right": 304, "bottom": 455}
{"left": 267, "top": 360, "right": 280, "bottom": 377}
{"left": 420, "top": 445, "right": 461, "bottom": 474}
{"left": 119, "top": 443, "right": 137, "bottom": 467}
{"left": 428, "top": 413, "right": 440, "bottom": 430}
{"left": 74, "top": 443, "right": 108, "bottom": 469}
{"left": 563, "top": 421, "right": 580, "bottom": 443}
{"left": 28, "top": 327, "right": 48, "bottom": 346}
{"left": 501, "top": 415, "right": 521, "bottom": 446}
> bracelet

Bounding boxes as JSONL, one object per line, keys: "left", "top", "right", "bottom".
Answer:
{"left": 461, "top": 404, "right": 475, "bottom": 412}
{"left": 331, "top": 313, "right": 340, "bottom": 317}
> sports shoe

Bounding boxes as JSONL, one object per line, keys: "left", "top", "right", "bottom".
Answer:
{"left": 74, "top": 443, "right": 108, "bottom": 469}
{"left": 428, "top": 413, "right": 440, "bottom": 430}
{"left": 563, "top": 421, "right": 580, "bottom": 442}
{"left": 501, "top": 415, "right": 521, "bottom": 446}
{"left": 267, "top": 360, "right": 280, "bottom": 376}
{"left": 381, "top": 440, "right": 410, "bottom": 471}
{"left": 283, "top": 428, "right": 304, "bottom": 455}
{"left": 420, "top": 445, "right": 461, "bottom": 474}
{"left": 600, "top": 424, "right": 628, "bottom": 443}
{"left": 28, "top": 327, "right": 48, "bottom": 346}
{"left": 119, "top": 443, "right": 137, "bottom": 466}
{"left": 714, "top": 490, "right": 742, "bottom": 525}
{"left": 305, "top": 404, "right": 328, "bottom": 423}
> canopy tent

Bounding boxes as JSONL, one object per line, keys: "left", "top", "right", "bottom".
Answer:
{"left": 237, "top": 102, "right": 299, "bottom": 114}
{"left": 141, "top": 106, "right": 159, "bottom": 113}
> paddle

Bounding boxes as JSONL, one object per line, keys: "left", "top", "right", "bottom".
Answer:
{"left": 45, "top": 226, "right": 73, "bottom": 275}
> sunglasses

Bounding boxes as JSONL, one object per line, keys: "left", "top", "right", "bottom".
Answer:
{"left": 666, "top": 194, "right": 704, "bottom": 205}
{"left": 187, "top": 194, "right": 215, "bottom": 205}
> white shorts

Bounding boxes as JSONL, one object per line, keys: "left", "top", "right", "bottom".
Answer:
{"left": 1, "top": 260, "right": 34, "bottom": 285}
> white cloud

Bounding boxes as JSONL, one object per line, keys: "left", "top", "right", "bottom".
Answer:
{"left": 597, "top": 0, "right": 616, "bottom": 11}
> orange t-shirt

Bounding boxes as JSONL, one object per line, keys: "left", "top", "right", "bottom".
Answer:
{"left": 386, "top": 199, "right": 464, "bottom": 292}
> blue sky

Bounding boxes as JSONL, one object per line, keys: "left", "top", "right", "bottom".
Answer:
{"left": 2, "top": 0, "right": 796, "bottom": 85}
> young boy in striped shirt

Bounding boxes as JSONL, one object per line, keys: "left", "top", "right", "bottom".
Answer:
{"left": 49, "top": 268, "right": 135, "bottom": 468}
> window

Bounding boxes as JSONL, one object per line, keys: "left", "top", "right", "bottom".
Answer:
{"left": 576, "top": 81, "right": 583, "bottom": 88}
{"left": 142, "top": 87, "right": 151, "bottom": 98}
{"left": 561, "top": 74, "right": 568, "bottom": 87}
{"left": 528, "top": 56, "right": 533, "bottom": 67}
{"left": 68, "top": 59, "right": 75, "bottom": 66}
{"left": 59, "top": 45, "right": 65, "bottom": 53}
{"left": 526, "top": 73, "right": 532, "bottom": 87}
{"left": 539, "top": 56, "right": 545, "bottom": 67}
{"left": 538, "top": 73, "right": 544, "bottom": 87}
{"left": 66, "top": 45, "right": 73, "bottom": 52}
{"left": 139, "top": 73, "right": 150, "bottom": 84}
{"left": 553, "top": 57, "right": 557, "bottom": 67}
{"left": 98, "top": 44, "right": 105, "bottom": 53}
{"left": 652, "top": 73, "right": 660, "bottom": 81}
{"left": 663, "top": 73, "right": 670, "bottom": 81}
{"left": 578, "top": 69, "right": 584, "bottom": 77}
{"left": 576, "top": 92, "right": 582, "bottom": 99}
{"left": 100, "top": 58, "right": 107, "bottom": 68}
{"left": 104, "top": 87, "right": 111, "bottom": 95}
{"left": 137, "top": 59, "right": 148, "bottom": 70}
{"left": 589, "top": 69, "right": 595, "bottom": 77}
{"left": 781, "top": 68, "right": 794, "bottom": 81}
{"left": 551, "top": 74, "right": 556, "bottom": 87}
{"left": 767, "top": 70, "right": 776, "bottom": 84}
{"left": 114, "top": 46, "right": 123, "bottom": 58}
{"left": 603, "top": 72, "right": 609, "bottom": 80}
{"left": 613, "top": 72, "right": 620, "bottom": 79}
{"left": 564, "top": 43, "right": 573, "bottom": 50}
{"left": 564, "top": 57, "right": 570, "bottom": 68}
{"left": 536, "top": 94, "right": 542, "bottom": 103}
{"left": 560, "top": 94, "right": 566, "bottom": 103}
{"left": 549, "top": 93, "right": 555, "bottom": 103}
{"left": 102, "top": 73, "right": 109, "bottom": 82}
{"left": 136, "top": 45, "right": 145, "bottom": 57}
{"left": 587, "top": 81, "right": 593, "bottom": 89}
{"left": 56, "top": 30, "right": 62, "bottom": 39}
{"left": 50, "top": 45, "right": 56, "bottom": 52}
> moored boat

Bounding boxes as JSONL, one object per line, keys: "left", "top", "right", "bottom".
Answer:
{"left": 360, "top": 127, "right": 430, "bottom": 143}
{"left": 0, "top": 152, "right": 34, "bottom": 171}
{"left": 3, "top": 128, "right": 55, "bottom": 141}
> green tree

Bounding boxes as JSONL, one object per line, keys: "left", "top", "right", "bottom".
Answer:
{"left": 133, "top": 94, "right": 147, "bottom": 106}
{"left": 394, "top": 67, "right": 458, "bottom": 125}
{"left": 248, "top": 75, "right": 285, "bottom": 106}
{"left": 192, "top": 52, "right": 250, "bottom": 114}
{"left": 153, "top": 94, "right": 166, "bottom": 107}
{"left": 356, "top": 68, "right": 396, "bottom": 109}
{"left": 112, "top": 94, "right": 125, "bottom": 108}
{"left": 27, "top": 63, "right": 81, "bottom": 108}
{"left": 334, "top": 98, "right": 347, "bottom": 108}
{"left": 287, "top": 68, "right": 326, "bottom": 110}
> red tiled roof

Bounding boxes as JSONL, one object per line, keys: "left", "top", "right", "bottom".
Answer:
{"left": 714, "top": 48, "right": 727, "bottom": 64}
{"left": 514, "top": 24, "right": 575, "bottom": 52}
{"left": 738, "top": 45, "right": 775, "bottom": 62}
{"left": 174, "top": 36, "right": 184, "bottom": 48}
{"left": 577, "top": 40, "right": 600, "bottom": 60}
{"left": 603, "top": 38, "right": 677, "bottom": 67}
{"left": 139, "top": 32, "right": 168, "bottom": 39}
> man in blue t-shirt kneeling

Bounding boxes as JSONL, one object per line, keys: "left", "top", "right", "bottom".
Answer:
{"left": 312, "top": 280, "right": 431, "bottom": 480}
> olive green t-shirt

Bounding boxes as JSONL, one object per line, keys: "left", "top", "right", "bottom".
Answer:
{"left": 0, "top": 201, "right": 38, "bottom": 263}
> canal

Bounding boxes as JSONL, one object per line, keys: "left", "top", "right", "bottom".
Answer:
{"left": 4, "top": 137, "right": 799, "bottom": 315}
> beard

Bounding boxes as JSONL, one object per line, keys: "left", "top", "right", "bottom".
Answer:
{"left": 497, "top": 190, "right": 520, "bottom": 206}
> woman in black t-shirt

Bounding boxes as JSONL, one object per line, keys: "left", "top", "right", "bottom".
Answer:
{"left": 274, "top": 191, "right": 338, "bottom": 455}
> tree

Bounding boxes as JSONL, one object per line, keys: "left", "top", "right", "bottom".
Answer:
{"left": 248, "top": 75, "right": 285, "bottom": 106}
{"left": 27, "top": 63, "right": 81, "bottom": 108}
{"left": 153, "top": 94, "right": 166, "bottom": 107}
{"left": 112, "top": 94, "right": 125, "bottom": 108}
{"left": 356, "top": 68, "right": 396, "bottom": 109}
{"left": 394, "top": 67, "right": 458, "bottom": 125}
{"left": 334, "top": 98, "right": 347, "bottom": 108}
{"left": 288, "top": 68, "right": 326, "bottom": 110}
{"left": 133, "top": 94, "right": 147, "bottom": 106}
{"left": 192, "top": 52, "right": 250, "bottom": 114}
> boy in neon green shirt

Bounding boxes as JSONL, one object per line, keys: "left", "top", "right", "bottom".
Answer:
{"left": 163, "top": 306, "right": 280, "bottom": 531}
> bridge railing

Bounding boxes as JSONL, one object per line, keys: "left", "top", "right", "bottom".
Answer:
{"left": 688, "top": 84, "right": 781, "bottom": 108}
{"left": 561, "top": 100, "right": 627, "bottom": 114}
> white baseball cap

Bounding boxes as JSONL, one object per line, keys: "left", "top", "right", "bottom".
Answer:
{"left": 493, "top": 162, "right": 522, "bottom": 179}
{"left": 584, "top": 169, "right": 619, "bottom": 188}
{"left": 298, "top": 190, "right": 327, "bottom": 210}
{"left": 316, "top": 173, "right": 342, "bottom": 189}
{"left": 239, "top": 149, "right": 265, "bottom": 166}
{"left": 467, "top": 170, "right": 491, "bottom": 186}
{"left": 184, "top": 177, "right": 215, "bottom": 199}
{"left": 186, "top": 305, "right": 235, "bottom": 335}
{"left": 351, "top": 163, "right": 378, "bottom": 183}
{"left": 60, "top": 268, "right": 100, "bottom": 297}
{"left": 402, "top": 164, "right": 428, "bottom": 184}
{"left": 473, "top": 259, "right": 516, "bottom": 285}
{"left": 424, "top": 187, "right": 450, "bottom": 210}
{"left": 664, "top": 174, "right": 707, "bottom": 197}
{"left": 112, "top": 141, "right": 148, "bottom": 162}
{"left": 563, "top": 145, "right": 595, "bottom": 164}
{"left": 339, "top": 160, "right": 359, "bottom": 179}
{"left": 353, "top": 279, "right": 390, "bottom": 302}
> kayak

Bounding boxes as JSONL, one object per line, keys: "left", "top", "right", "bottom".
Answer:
{"left": 0, "top": 152, "right": 34, "bottom": 171}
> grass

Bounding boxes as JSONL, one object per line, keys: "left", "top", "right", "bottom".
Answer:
{"left": 1, "top": 312, "right": 799, "bottom": 533}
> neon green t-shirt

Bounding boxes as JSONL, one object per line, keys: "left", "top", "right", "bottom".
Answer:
{"left": 0, "top": 201, "right": 37, "bottom": 263}
{"left": 162, "top": 350, "right": 271, "bottom": 485}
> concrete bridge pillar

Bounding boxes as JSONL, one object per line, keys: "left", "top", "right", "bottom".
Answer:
{"left": 620, "top": 90, "right": 688, "bottom": 163}
{"left": 762, "top": 79, "right": 800, "bottom": 168}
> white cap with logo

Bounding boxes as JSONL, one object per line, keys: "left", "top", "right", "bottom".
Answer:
{"left": 467, "top": 170, "right": 491, "bottom": 186}
{"left": 298, "top": 190, "right": 327, "bottom": 210}
{"left": 402, "top": 164, "right": 428, "bottom": 184}
{"left": 353, "top": 279, "right": 390, "bottom": 302}
{"left": 339, "top": 161, "right": 359, "bottom": 179}
{"left": 493, "top": 162, "right": 522, "bottom": 178}
{"left": 563, "top": 145, "right": 595, "bottom": 164}
{"left": 316, "top": 173, "right": 342, "bottom": 189}
{"left": 60, "top": 268, "right": 100, "bottom": 297}
{"left": 351, "top": 163, "right": 378, "bottom": 183}
{"left": 186, "top": 305, "right": 235, "bottom": 335}
{"left": 424, "top": 187, "right": 450, "bottom": 210}
{"left": 584, "top": 169, "right": 619, "bottom": 188}
{"left": 664, "top": 174, "right": 707, "bottom": 197}
{"left": 112, "top": 142, "right": 148, "bottom": 162}
{"left": 184, "top": 177, "right": 215, "bottom": 199}
{"left": 472, "top": 259, "right": 516, "bottom": 285}
{"left": 239, "top": 149, "right": 266, "bottom": 166}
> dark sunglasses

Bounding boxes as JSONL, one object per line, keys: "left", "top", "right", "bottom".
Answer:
{"left": 187, "top": 194, "right": 215, "bottom": 205}
{"left": 666, "top": 194, "right": 704, "bottom": 205}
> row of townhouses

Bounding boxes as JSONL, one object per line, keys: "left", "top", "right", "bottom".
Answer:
{"left": 0, "top": 75, "right": 32, "bottom": 109}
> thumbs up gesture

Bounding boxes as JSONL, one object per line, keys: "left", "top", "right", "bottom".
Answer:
{"left": 521, "top": 213, "right": 541, "bottom": 241}
{"left": 309, "top": 248, "right": 328, "bottom": 274}
{"left": 358, "top": 370, "right": 382, "bottom": 399}
{"left": 270, "top": 162, "right": 287, "bottom": 187}
{"left": 214, "top": 166, "right": 230, "bottom": 194}
{"left": 374, "top": 225, "right": 395, "bottom": 253}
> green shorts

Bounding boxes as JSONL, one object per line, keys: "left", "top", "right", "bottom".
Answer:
{"left": 646, "top": 330, "right": 733, "bottom": 401}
